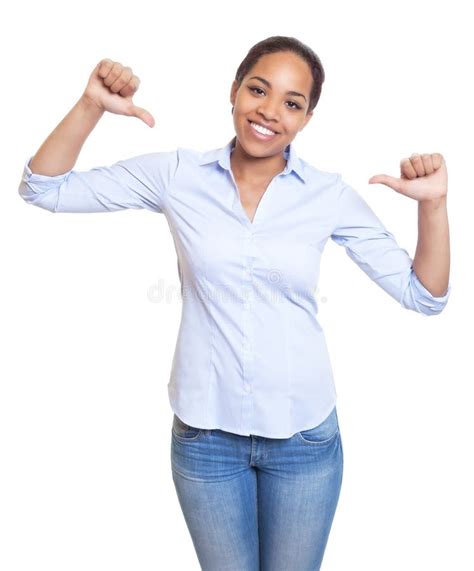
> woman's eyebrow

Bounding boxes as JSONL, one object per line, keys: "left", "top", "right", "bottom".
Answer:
{"left": 248, "top": 75, "right": 307, "bottom": 101}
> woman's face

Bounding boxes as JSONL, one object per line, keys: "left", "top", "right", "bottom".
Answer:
{"left": 230, "top": 51, "right": 314, "bottom": 158}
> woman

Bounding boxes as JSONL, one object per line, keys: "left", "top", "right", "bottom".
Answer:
{"left": 19, "top": 36, "right": 451, "bottom": 570}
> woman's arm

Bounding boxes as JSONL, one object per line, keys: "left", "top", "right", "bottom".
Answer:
{"left": 27, "top": 58, "right": 154, "bottom": 177}
{"left": 18, "top": 59, "right": 171, "bottom": 214}
{"left": 368, "top": 153, "right": 450, "bottom": 298}
{"left": 331, "top": 175, "right": 451, "bottom": 317}
{"left": 412, "top": 197, "right": 450, "bottom": 297}
{"left": 18, "top": 150, "right": 177, "bottom": 214}
{"left": 29, "top": 95, "right": 105, "bottom": 176}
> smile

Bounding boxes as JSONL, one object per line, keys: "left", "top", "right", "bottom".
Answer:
{"left": 248, "top": 120, "right": 278, "bottom": 140}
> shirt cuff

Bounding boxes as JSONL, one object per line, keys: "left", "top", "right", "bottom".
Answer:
{"left": 22, "top": 156, "right": 73, "bottom": 188}
{"left": 411, "top": 270, "right": 451, "bottom": 313}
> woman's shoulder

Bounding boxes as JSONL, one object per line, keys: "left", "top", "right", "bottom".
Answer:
{"left": 299, "top": 155, "right": 340, "bottom": 181}
{"left": 299, "top": 157, "right": 343, "bottom": 192}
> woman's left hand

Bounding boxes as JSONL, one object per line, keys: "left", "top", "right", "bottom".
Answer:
{"left": 368, "top": 153, "right": 448, "bottom": 203}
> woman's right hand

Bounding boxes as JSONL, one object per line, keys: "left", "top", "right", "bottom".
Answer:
{"left": 81, "top": 58, "right": 155, "bottom": 128}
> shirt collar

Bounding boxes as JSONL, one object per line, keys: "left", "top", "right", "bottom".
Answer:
{"left": 198, "top": 136, "right": 307, "bottom": 183}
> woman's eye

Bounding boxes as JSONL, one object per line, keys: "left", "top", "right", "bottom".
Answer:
{"left": 248, "top": 86, "right": 301, "bottom": 110}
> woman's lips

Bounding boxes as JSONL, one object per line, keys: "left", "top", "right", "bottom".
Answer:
{"left": 247, "top": 120, "right": 279, "bottom": 141}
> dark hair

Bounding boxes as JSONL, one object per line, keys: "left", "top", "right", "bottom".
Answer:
{"left": 232, "top": 35, "right": 325, "bottom": 115}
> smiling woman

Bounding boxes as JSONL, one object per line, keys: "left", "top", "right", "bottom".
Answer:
{"left": 228, "top": 40, "right": 324, "bottom": 183}
{"left": 18, "top": 33, "right": 451, "bottom": 571}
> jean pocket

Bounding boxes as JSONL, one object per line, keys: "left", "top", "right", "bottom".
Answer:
{"left": 172, "top": 414, "right": 204, "bottom": 441}
{"left": 296, "top": 406, "right": 340, "bottom": 445}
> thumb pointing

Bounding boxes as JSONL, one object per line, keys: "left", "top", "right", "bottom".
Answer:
{"left": 368, "top": 174, "right": 403, "bottom": 193}
{"left": 130, "top": 105, "right": 155, "bottom": 128}
{"left": 368, "top": 174, "right": 387, "bottom": 184}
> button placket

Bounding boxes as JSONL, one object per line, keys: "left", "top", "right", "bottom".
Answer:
{"left": 242, "top": 229, "right": 255, "bottom": 402}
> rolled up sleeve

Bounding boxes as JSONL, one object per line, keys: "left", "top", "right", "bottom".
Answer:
{"left": 330, "top": 177, "right": 451, "bottom": 316}
{"left": 401, "top": 269, "right": 451, "bottom": 315}
{"left": 18, "top": 150, "right": 179, "bottom": 214}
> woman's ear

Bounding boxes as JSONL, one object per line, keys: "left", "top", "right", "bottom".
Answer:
{"left": 299, "top": 110, "right": 314, "bottom": 131}
{"left": 230, "top": 80, "right": 239, "bottom": 108}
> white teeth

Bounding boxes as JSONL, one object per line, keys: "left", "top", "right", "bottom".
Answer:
{"left": 250, "top": 122, "right": 276, "bottom": 136}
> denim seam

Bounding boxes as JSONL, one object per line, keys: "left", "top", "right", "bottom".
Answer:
{"left": 296, "top": 427, "right": 340, "bottom": 445}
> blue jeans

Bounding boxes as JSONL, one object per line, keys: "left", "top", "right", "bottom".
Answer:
{"left": 170, "top": 405, "right": 343, "bottom": 571}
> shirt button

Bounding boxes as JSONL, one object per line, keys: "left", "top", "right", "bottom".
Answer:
{"left": 244, "top": 384, "right": 251, "bottom": 393}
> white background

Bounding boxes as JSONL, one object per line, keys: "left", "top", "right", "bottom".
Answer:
{"left": 2, "top": 0, "right": 472, "bottom": 569}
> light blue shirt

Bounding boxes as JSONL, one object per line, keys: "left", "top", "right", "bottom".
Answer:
{"left": 18, "top": 137, "right": 452, "bottom": 438}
